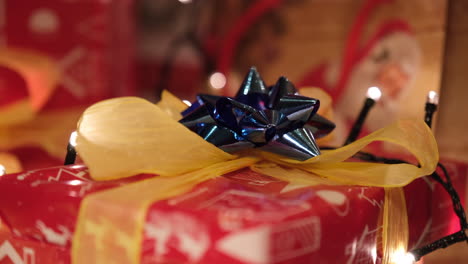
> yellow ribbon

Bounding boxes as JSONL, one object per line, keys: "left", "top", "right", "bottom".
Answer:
{"left": 0, "top": 48, "right": 86, "bottom": 159}
{"left": 0, "top": 107, "right": 85, "bottom": 158}
{"left": 0, "top": 48, "right": 60, "bottom": 122}
{"left": 0, "top": 152, "right": 22, "bottom": 174}
{"left": 73, "top": 92, "right": 438, "bottom": 264}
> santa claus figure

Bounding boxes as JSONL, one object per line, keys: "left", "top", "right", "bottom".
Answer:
{"left": 299, "top": 0, "right": 422, "bottom": 146}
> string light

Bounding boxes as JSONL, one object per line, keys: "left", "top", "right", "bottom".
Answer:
{"left": 391, "top": 249, "right": 415, "bottom": 264}
{"left": 344, "top": 88, "right": 458, "bottom": 263}
{"left": 178, "top": 0, "right": 192, "bottom": 4}
{"left": 209, "top": 72, "right": 227, "bottom": 89}
{"left": 427, "top": 90, "right": 439, "bottom": 105}
{"left": 352, "top": 149, "right": 468, "bottom": 261}
{"left": 69, "top": 131, "right": 78, "bottom": 147}
{"left": 0, "top": 164, "right": 5, "bottom": 176}
{"left": 64, "top": 131, "right": 78, "bottom": 165}
{"left": 370, "top": 246, "right": 377, "bottom": 263}
{"left": 366, "top": 86, "right": 382, "bottom": 101}
{"left": 344, "top": 87, "right": 381, "bottom": 145}
{"left": 424, "top": 91, "right": 438, "bottom": 128}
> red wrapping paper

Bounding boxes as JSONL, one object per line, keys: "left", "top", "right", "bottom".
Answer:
{"left": 0, "top": 0, "right": 136, "bottom": 171}
{"left": 0, "top": 160, "right": 466, "bottom": 264}
{"left": 0, "top": 0, "right": 135, "bottom": 108}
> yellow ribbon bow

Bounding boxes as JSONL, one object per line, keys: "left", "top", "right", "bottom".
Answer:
{"left": 73, "top": 91, "right": 438, "bottom": 264}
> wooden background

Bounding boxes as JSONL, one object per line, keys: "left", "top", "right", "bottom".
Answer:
{"left": 436, "top": 0, "right": 468, "bottom": 163}
{"left": 428, "top": 1, "right": 468, "bottom": 262}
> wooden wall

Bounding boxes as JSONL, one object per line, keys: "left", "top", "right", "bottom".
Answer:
{"left": 429, "top": 3, "right": 468, "bottom": 261}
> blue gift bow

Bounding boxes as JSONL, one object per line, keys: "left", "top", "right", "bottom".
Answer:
{"left": 179, "top": 67, "right": 335, "bottom": 160}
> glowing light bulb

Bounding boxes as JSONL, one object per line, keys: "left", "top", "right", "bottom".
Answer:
{"left": 427, "top": 91, "right": 439, "bottom": 105}
{"left": 69, "top": 131, "right": 78, "bottom": 147}
{"left": 367, "top": 86, "right": 382, "bottom": 101}
{"left": 178, "top": 0, "right": 192, "bottom": 4}
{"left": 392, "top": 250, "right": 415, "bottom": 264}
{"left": 182, "top": 100, "right": 192, "bottom": 106}
{"left": 370, "top": 246, "right": 377, "bottom": 263}
{"left": 209, "top": 72, "right": 227, "bottom": 89}
{"left": 0, "top": 165, "right": 5, "bottom": 176}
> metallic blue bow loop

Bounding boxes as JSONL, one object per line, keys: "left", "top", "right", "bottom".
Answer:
{"left": 179, "top": 67, "right": 335, "bottom": 160}
{"left": 268, "top": 76, "right": 298, "bottom": 108}
{"left": 235, "top": 66, "right": 270, "bottom": 110}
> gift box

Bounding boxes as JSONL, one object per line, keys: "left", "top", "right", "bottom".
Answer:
{"left": 1, "top": 68, "right": 464, "bottom": 264}
{"left": 0, "top": 0, "right": 135, "bottom": 107}
{"left": 0, "top": 160, "right": 465, "bottom": 264}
